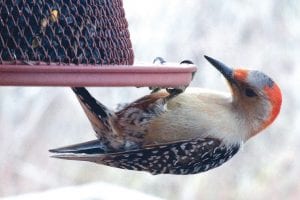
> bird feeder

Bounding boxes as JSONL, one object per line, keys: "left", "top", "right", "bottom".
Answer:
{"left": 0, "top": 0, "right": 196, "bottom": 87}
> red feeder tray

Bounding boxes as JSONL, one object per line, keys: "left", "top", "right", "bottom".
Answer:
{"left": 0, "top": 63, "right": 197, "bottom": 87}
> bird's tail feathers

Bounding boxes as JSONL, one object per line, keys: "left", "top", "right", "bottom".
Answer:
{"left": 71, "top": 87, "right": 115, "bottom": 138}
{"left": 72, "top": 87, "right": 112, "bottom": 119}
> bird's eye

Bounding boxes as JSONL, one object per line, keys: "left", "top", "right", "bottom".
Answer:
{"left": 245, "top": 88, "right": 257, "bottom": 97}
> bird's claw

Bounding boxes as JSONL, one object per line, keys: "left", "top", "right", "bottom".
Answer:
{"left": 149, "top": 87, "right": 161, "bottom": 94}
{"left": 164, "top": 86, "right": 187, "bottom": 101}
{"left": 153, "top": 57, "right": 166, "bottom": 65}
{"left": 180, "top": 60, "right": 194, "bottom": 65}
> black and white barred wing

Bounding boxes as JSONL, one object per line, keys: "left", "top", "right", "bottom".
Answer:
{"left": 50, "top": 138, "right": 240, "bottom": 175}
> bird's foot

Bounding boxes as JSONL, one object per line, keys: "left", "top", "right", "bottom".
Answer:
{"left": 149, "top": 58, "right": 194, "bottom": 96}
{"left": 164, "top": 86, "right": 186, "bottom": 101}
{"left": 163, "top": 60, "right": 193, "bottom": 100}
{"left": 180, "top": 59, "right": 197, "bottom": 81}
{"left": 149, "top": 57, "right": 167, "bottom": 93}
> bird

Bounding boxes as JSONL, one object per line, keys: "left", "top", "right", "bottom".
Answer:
{"left": 50, "top": 55, "right": 282, "bottom": 175}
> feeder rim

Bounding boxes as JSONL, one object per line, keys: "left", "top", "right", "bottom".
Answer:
{"left": 0, "top": 63, "right": 197, "bottom": 87}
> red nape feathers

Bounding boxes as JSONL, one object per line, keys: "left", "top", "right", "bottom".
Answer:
{"left": 262, "top": 83, "right": 282, "bottom": 130}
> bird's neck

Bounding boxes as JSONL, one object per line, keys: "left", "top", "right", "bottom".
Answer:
{"left": 232, "top": 99, "right": 272, "bottom": 141}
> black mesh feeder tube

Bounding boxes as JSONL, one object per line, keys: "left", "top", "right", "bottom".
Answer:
{"left": 0, "top": 0, "right": 134, "bottom": 64}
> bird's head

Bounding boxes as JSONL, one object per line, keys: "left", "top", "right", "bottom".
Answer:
{"left": 204, "top": 55, "right": 282, "bottom": 139}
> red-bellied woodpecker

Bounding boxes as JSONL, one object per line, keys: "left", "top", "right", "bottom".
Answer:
{"left": 50, "top": 56, "right": 282, "bottom": 175}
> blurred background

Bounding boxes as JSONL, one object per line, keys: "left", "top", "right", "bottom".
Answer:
{"left": 0, "top": 0, "right": 299, "bottom": 199}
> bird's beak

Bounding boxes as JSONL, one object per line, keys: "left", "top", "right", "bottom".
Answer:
{"left": 204, "top": 55, "right": 236, "bottom": 85}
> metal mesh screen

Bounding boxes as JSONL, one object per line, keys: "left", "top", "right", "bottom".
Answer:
{"left": 0, "top": 0, "right": 134, "bottom": 65}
